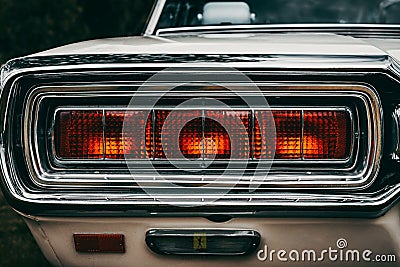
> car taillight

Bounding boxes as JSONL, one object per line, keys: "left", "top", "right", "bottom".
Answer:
{"left": 20, "top": 85, "right": 381, "bottom": 191}
{"left": 54, "top": 108, "right": 350, "bottom": 161}
{"left": 55, "top": 110, "right": 153, "bottom": 160}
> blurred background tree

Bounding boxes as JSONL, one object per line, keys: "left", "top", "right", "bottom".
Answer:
{"left": 0, "top": 0, "right": 154, "bottom": 63}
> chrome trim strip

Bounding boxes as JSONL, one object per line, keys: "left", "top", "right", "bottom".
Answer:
{"left": 20, "top": 83, "right": 380, "bottom": 190}
{"left": 1, "top": 58, "right": 390, "bottom": 86}
{"left": 145, "top": 229, "right": 260, "bottom": 256}
{"left": 393, "top": 106, "right": 400, "bottom": 161}
{"left": 3, "top": 183, "right": 400, "bottom": 209}
{"left": 156, "top": 23, "right": 400, "bottom": 36}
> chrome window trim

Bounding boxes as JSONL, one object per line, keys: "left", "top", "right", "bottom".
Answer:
{"left": 144, "top": 0, "right": 167, "bottom": 36}
{"left": 21, "top": 83, "right": 380, "bottom": 190}
{"left": 155, "top": 23, "right": 400, "bottom": 36}
{"left": 144, "top": 0, "right": 400, "bottom": 36}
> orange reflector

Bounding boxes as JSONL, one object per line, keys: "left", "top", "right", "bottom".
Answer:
{"left": 74, "top": 234, "right": 125, "bottom": 253}
{"left": 55, "top": 109, "right": 350, "bottom": 161}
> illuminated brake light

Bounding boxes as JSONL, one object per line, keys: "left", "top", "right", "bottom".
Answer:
{"left": 204, "top": 111, "right": 251, "bottom": 159}
{"left": 178, "top": 117, "right": 203, "bottom": 159}
{"left": 254, "top": 110, "right": 302, "bottom": 159}
{"left": 154, "top": 110, "right": 251, "bottom": 159}
{"left": 105, "top": 111, "right": 152, "bottom": 159}
{"left": 54, "top": 108, "right": 350, "bottom": 161}
{"left": 154, "top": 110, "right": 203, "bottom": 159}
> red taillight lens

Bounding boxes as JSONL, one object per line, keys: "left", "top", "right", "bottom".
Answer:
{"left": 105, "top": 111, "right": 152, "bottom": 159}
{"left": 254, "top": 110, "right": 349, "bottom": 160}
{"left": 204, "top": 111, "right": 251, "bottom": 159}
{"left": 153, "top": 110, "right": 251, "bottom": 159}
{"left": 154, "top": 110, "right": 203, "bottom": 159}
{"left": 56, "top": 110, "right": 152, "bottom": 160}
{"left": 56, "top": 111, "right": 104, "bottom": 159}
{"left": 254, "top": 110, "right": 302, "bottom": 159}
{"left": 303, "top": 111, "right": 349, "bottom": 159}
{"left": 55, "top": 109, "right": 350, "bottom": 161}
{"left": 178, "top": 117, "right": 203, "bottom": 159}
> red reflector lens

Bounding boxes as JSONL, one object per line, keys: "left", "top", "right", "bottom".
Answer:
{"left": 74, "top": 234, "right": 125, "bottom": 253}
{"left": 56, "top": 111, "right": 103, "bottom": 159}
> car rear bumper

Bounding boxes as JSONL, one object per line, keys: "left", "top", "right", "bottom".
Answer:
{"left": 22, "top": 203, "right": 400, "bottom": 267}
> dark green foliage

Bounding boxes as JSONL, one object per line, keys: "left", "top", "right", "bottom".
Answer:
{"left": 0, "top": 1, "right": 154, "bottom": 265}
{"left": 0, "top": 0, "right": 154, "bottom": 63}
{"left": 0, "top": 192, "right": 51, "bottom": 266}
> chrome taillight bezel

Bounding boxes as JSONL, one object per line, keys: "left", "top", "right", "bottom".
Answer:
{"left": 22, "top": 83, "right": 381, "bottom": 190}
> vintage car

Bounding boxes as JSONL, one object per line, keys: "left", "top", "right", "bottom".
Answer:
{"left": 2, "top": 0, "right": 400, "bottom": 266}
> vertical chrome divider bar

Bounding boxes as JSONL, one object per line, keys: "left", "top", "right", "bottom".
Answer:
{"left": 392, "top": 107, "right": 400, "bottom": 160}
{"left": 202, "top": 109, "right": 205, "bottom": 161}
{"left": 152, "top": 110, "right": 156, "bottom": 160}
{"left": 251, "top": 109, "right": 255, "bottom": 160}
{"left": 300, "top": 109, "right": 304, "bottom": 160}
{"left": 102, "top": 109, "right": 106, "bottom": 160}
